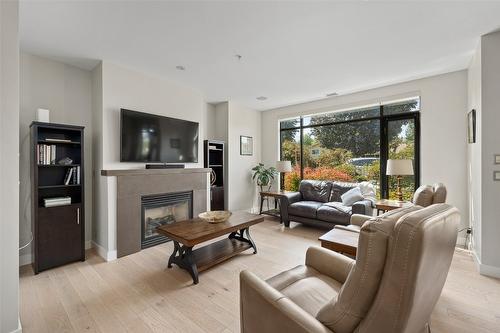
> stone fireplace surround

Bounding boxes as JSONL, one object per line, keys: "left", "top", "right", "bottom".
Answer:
{"left": 101, "top": 168, "right": 210, "bottom": 258}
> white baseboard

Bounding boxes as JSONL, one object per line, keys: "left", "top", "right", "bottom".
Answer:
{"left": 456, "top": 236, "right": 466, "bottom": 248}
{"left": 471, "top": 249, "right": 500, "bottom": 278}
{"left": 19, "top": 253, "right": 32, "bottom": 267}
{"left": 9, "top": 318, "right": 22, "bottom": 333}
{"left": 248, "top": 206, "right": 260, "bottom": 214}
{"left": 19, "top": 240, "right": 93, "bottom": 267}
{"left": 91, "top": 241, "right": 117, "bottom": 262}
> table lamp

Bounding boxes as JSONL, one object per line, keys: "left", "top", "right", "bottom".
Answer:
{"left": 276, "top": 161, "right": 292, "bottom": 190}
{"left": 386, "top": 159, "right": 414, "bottom": 201}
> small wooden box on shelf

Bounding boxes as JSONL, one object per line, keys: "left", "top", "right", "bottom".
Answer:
{"left": 30, "top": 122, "right": 85, "bottom": 274}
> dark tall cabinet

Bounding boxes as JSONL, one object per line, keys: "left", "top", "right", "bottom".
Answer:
{"left": 204, "top": 140, "right": 225, "bottom": 210}
{"left": 30, "top": 122, "right": 85, "bottom": 274}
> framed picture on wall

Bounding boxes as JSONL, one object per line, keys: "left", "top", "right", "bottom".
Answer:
{"left": 468, "top": 109, "right": 476, "bottom": 144}
{"left": 240, "top": 136, "right": 253, "bottom": 156}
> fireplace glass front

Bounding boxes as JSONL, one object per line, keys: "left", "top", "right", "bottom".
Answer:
{"left": 141, "top": 191, "right": 193, "bottom": 248}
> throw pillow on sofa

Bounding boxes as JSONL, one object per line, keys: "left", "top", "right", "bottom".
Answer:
{"left": 341, "top": 187, "right": 364, "bottom": 206}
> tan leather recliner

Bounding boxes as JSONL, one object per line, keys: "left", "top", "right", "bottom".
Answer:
{"left": 240, "top": 204, "right": 460, "bottom": 333}
{"left": 343, "top": 183, "right": 448, "bottom": 233}
{"left": 412, "top": 183, "right": 447, "bottom": 206}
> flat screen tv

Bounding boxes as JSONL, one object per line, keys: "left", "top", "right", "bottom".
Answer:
{"left": 120, "top": 109, "right": 199, "bottom": 163}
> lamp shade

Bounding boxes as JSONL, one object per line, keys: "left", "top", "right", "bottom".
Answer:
{"left": 276, "top": 160, "right": 292, "bottom": 173}
{"left": 386, "top": 159, "right": 414, "bottom": 176}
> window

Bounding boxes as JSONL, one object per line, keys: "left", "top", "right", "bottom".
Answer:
{"left": 279, "top": 97, "right": 420, "bottom": 199}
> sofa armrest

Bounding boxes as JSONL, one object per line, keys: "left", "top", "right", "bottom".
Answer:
{"left": 240, "top": 270, "right": 332, "bottom": 333}
{"left": 349, "top": 214, "right": 373, "bottom": 227}
{"left": 334, "top": 225, "right": 361, "bottom": 233}
{"left": 305, "top": 246, "right": 354, "bottom": 284}
{"left": 280, "top": 192, "right": 302, "bottom": 226}
{"left": 352, "top": 199, "right": 374, "bottom": 215}
{"left": 282, "top": 191, "right": 302, "bottom": 205}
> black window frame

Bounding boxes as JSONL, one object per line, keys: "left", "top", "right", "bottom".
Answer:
{"left": 279, "top": 100, "right": 421, "bottom": 199}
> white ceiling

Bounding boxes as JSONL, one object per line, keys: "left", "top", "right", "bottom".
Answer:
{"left": 20, "top": 1, "right": 500, "bottom": 111}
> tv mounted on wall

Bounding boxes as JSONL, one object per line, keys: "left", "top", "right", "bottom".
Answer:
{"left": 120, "top": 109, "right": 199, "bottom": 163}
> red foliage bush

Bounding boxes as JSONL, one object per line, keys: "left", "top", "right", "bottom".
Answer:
{"left": 284, "top": 166, "right": 353, "bottom": 191}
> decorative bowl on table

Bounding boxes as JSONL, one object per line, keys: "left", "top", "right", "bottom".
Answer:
{"left": 198, "top": 211, "right": 232, "bottom": 223}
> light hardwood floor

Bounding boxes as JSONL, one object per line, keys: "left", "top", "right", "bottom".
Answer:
{"left": 20, "top": 218, "right": 500, "bottom": 333}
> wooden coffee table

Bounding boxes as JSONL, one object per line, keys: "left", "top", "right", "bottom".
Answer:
{"left": 319, "top": 228, "right": 358, "bottom": 257}
{"left": 156, "top": 211, "right": 264, "bottom": 284}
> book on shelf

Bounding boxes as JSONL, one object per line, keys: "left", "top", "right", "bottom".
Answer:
{"left": 63, "top": 166, "right": 81, "bottom": 185}
{"left": 44, "top": 196, "right": 71, "bottom": 203}
{"left": 64, "top": 167, "right": 73, "bottom": 185}
{"left": 44, "top": 196, "right": 72, "bottom": 207}
{"left": 36, "top": 144, "right": 57, "bottom": 165}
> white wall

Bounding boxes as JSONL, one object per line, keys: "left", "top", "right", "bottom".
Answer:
{"left": 478, "top": 31, "right": 500, "bottom": 275}
{"left": 91, "top": 63, "right": 105, "bottom": 247}
{"left": 214, "top": 102, "right": 229, "bottom": 208}
{"left": 204, "top": 103, "right": 216, "bottom": 141}
{"left": 0, "top": 1, "right": 20, "bottom": 332}
{"left": 93, "top": 61, "right": 213, "bottom": 257}
{"left": 262, "top": 71, "right": 468, "bottom": 231}
{"left": 100, "top": 62, "right": 208, "bottom": 169}
{"left": 226, "top": 102, "right": 262, "bottom": 211}
{"left": 210, "top": 101, "right": 261, "bottom": 211}
{"left": 467, "top": 44, "right": 482, "bottom": 260}
{"left": 466, "top": 31, "right": 500, "bottom": 278}
{"left": 19, "top": 52, "right": 93, "bottom": 265}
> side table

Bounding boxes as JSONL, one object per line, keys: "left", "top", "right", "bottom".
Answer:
{"left": 259, "top": 191, "right": 290, "bottom": 223}
{"left": 375, "top": 199, "right": 413, "bottom": 215}
{"left": 319, "top": 228, "right": 358, "bottom": 257}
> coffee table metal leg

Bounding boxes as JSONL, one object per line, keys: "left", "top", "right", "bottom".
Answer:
{"left": 244, "top": 228, "right": 257, "bottom": 254}
{"left": 167, "top": 241, "right": 180, "bottom": 268}
{"left": 168, "top": 242, "right": 199, "bottom": 284}
{"left": 228, "top": 228, "right": 257, "bottom": 254}
{"left": 184, "top": 247, "right": 199, "bottom": 284}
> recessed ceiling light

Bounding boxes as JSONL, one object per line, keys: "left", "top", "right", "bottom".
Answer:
{"left": 256, "top": 96, "right": 267, "bottom": 101}
{"left": 175, "top": 65, "right": 185, "bottom": 71}
{"left": 326, "top": 92, "right": 338, "bottom": 97}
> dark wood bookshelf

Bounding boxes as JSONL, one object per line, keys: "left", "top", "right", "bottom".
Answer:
{"left": 30, "top": 121, "right": 85, "bottom": 274}
{"left": 204, "top": 140, "right": 225, "bottom": 210}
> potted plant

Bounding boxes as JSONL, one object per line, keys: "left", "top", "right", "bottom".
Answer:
{"left": 252, "top": 163, "right": 277, "bottom": 192}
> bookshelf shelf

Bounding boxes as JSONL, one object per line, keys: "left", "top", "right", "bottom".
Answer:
{"left": 38, "top": 140, "right": 81, "bottom": 145}
{"left": 38, "top": 184, "right": 81, "bottom": 189}
{"left": 31, "top": 121, "right": 85, "bottom": 274}
{"left": 38, "top": 164, "right": 80, "bottom": 168}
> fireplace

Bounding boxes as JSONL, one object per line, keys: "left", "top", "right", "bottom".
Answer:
{"left": 141, "top": 191, "right": 193, "bottom": 249}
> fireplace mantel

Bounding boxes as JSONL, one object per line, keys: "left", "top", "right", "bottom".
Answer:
{"left": 98, "top": 167, "right": 210, "bottom": 260}
{"left": 101, "top": 168, "right": 211, "bottom": 177}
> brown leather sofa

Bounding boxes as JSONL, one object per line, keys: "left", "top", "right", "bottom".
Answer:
{"left": 281, "top": 180, "right": 374, "bottom": 228}
{"left": 240, "top": 203, "right": 460, "bottom": 333}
